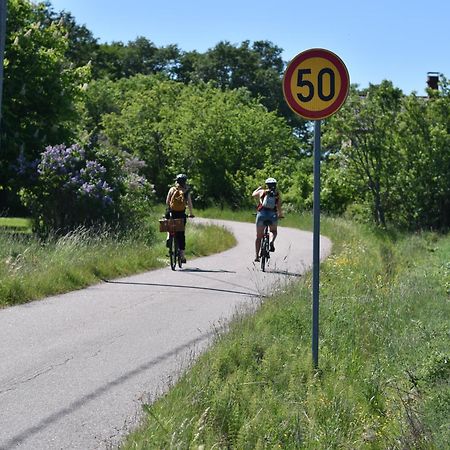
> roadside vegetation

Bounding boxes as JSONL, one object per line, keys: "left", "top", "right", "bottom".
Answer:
{"left": 123, "top": 211, "right": 449, "bottom": 449}
{"left": 1, "top": 2, "right": 449, "bottom": 448}
{"left": 0, "top": 217, "right": 31, "bottom": 232}
{"left": 3, "top": 1, "right": 449, "bottom": 234}
{"left": 0, "top": 211, "right": 236, "bottom": 308}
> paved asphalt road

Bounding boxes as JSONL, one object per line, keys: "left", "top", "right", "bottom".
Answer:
{"left": 0, "top": 219, "right": 331, "bottom": 449}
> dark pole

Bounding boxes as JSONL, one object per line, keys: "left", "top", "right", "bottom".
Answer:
{"left": 0, "top": 0, "right": 6, "bottom": 134}
{"left": 312, "top": 119, "right": 321, "bottom": 369}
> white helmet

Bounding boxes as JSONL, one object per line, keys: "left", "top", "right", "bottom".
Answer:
{"left": 265, "top": 177, "right": 277, "bottom": 184}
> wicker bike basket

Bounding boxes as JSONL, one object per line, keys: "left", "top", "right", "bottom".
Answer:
{"left": 159, "top": 218, "right": 185, "bottom": 233}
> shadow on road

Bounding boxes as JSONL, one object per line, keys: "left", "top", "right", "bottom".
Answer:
{"left": 102, "top": 279, "right": 262, "bottom": 298}
{"left": 1, "top": 332, "right": 215, "bottom": 450}
{"left": 265, "top": 269, "right": 302, "bottom": 277}
{"left": 182, "top": 267, "right": 236, "bottom": 274}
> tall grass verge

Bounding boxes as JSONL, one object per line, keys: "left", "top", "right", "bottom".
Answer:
{"left": 0, "top": 215, "right": 236, "bottom": 308}
{"left": 122, "top": 214, "right": 449, "bottom": 449}
{"left": 0, "top": 217, "right": 32, "bottom": 233}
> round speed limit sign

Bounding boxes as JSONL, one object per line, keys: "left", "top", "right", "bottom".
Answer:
{"left": 283, "top": 48, "right": 349, "bottom": 120}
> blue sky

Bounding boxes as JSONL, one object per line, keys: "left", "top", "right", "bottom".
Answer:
{"left": 49, "top": 0, "right": 449, "bottom": 96}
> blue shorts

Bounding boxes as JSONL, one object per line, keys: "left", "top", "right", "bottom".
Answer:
{"left": 256, "top": 209, "right": 278, "bottom": 227}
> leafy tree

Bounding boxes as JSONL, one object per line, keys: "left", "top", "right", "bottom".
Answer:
{"left": 20, "top": 143, "right": 153, "bottom": 234}
{"left": 320, "top": 160, "right": 356, "bottom": 215}
{"left": 174, "top": 50, "right": 202, "bottom": 83}
{"left": 393, "top": 78, "right": 450, "bottom": 229}
{"left": 81, "top": 74, "right": 170, "bottom": 145}
{"left": 324, "top": 78, "right": 450, "bottom": 230}
{"left": 176, "top": 40, "right": 309, "bottom": 139}
{"left": 98, "top": 76, "right": 181, "bottom": 194}
{"left": 180, "top": 42, "right": 282, "bottom": 109}
{"left": 162, "top": 82, "right": 299, "bottom": 208}
{"left": 92, "top": 37, "right": 181, "bottom": 80}
{"left": 324, "top": 81, "right": 403, "bottom": 227}
{"left": 50, "top": 9, "right": 99, "bottom": 68}
{"left": 42, "top": 7, "right": 311, "bottom": 140}
{"left": 1, "top": 0, "right": 89, "bottom": 212}
{"left": 94, "top": 75, "right": 299, "bottom": 207}
{"left": 92, "top": 41, "right": 129, "bottom": 79}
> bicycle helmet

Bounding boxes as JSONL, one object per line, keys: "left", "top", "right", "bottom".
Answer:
{"left": 265, "top": 177, "right": 277, "bottom": 190}
{"left": 175, "top": 173, "right": 187, "bottom": 185}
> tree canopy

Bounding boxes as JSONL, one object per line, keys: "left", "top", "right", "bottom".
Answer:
{"left": 1, "top": 0, "right": 89, "bottom": 211}
{"left": 1, "top": 0, "right": 449, "bottom": 232}
{"left": 324, "top": 79, "right": 450, "bottom": 230}
{"left": 85, "top": 76, "right": 300, "bottom": 207}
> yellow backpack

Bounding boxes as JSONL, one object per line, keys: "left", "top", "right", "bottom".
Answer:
{"left": 169, "top": 187, "right": 186, "bottom": 211}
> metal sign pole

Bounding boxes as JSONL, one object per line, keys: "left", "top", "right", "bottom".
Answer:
{"left": 282, "top": 48, "right": 348, "bottom": 370}
{"left": 312, "top": 119, "right": 321, "bottom": 369}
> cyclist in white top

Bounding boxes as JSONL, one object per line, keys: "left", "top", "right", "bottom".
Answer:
{"left": 252, "top": 177, "right": 283, "bottom": 262}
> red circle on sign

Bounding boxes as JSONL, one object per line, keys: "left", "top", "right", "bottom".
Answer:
{"left": 283, "top": 48, "right": 349, "bottom": 120}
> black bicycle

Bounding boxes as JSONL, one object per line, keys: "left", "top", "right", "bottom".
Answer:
{"left": 167, "top": 225, "right": 182, "bottom": 270}
{"left": 159, "top": 216, "right": 186, "bottom": 270}
{"left": 259, "top": 219, "right": 272, "bottom": 272}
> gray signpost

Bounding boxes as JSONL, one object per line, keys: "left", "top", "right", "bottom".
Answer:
{"left": 312, "top": 119, "right": 321, "bottom": 366}
{"left": 282, "top": 48, "right": 349, "bottom": 368}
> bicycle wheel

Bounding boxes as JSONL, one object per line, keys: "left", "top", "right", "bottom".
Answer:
{"left": 169, "top": 236, "right": 177, "bottom": 270}
{"left": 260, "top": 236, "right": 269, "bottom": 272}
{"left": 177, "top": 243, "right": 183, "bottom": 269}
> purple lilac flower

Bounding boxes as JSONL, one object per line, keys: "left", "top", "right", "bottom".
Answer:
{"left": 13, "top": 150, "right": 39, "bottom": 177}
{"left": 79, "top": 182, "right": 95, "bottom": 195}
{"left": 80, "top": 160, "right": 107, "bottom": 179}
{"left": 36, "top": 143, "right": 118, "bottom": 209}
{"left": 102, "top": 195, "right": 114, "bottom": 206}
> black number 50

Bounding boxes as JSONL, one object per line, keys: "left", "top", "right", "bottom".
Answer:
{"left": 297, "top": 68, "right": 336, "bottom": 102}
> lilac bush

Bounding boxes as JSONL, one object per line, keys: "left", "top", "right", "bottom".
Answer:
{"left": 20, "top": 144, "right": 153, "bottom": 234}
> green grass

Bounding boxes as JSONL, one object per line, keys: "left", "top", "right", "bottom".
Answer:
{"left": 0, "top": 217, "right": 32, "bottom": 233}
{"left": 122, "top": 212, "right": 449, "bottom": 449}
{"left": 0, "top": 212, "right": 236, "bottom": 308}
{"left": 1, "top": 208, "right": 448, "bottom": 447}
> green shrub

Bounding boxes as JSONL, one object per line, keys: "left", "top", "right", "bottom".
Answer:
{"left": 19, "top": 144, "right": 154, "bottom": 235}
